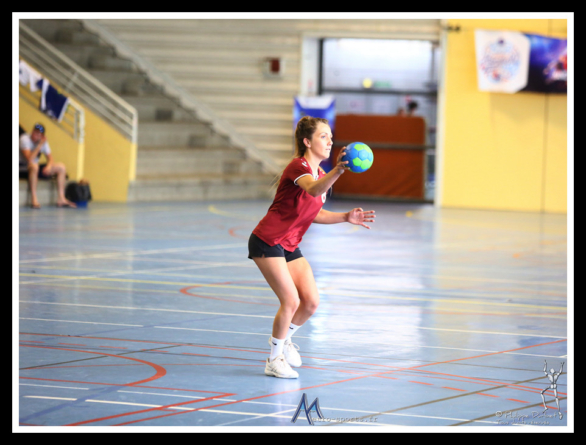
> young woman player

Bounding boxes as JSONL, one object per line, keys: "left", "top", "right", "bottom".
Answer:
{"left": 248, "top": 116, "right": 375, "bottom": 378}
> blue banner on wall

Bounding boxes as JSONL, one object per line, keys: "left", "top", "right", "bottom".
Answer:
{"left": 293, "top": 95, "right": 336, "bottom": 171}
{"left": 522, "top": 33, "right": 567, "bottom": 93}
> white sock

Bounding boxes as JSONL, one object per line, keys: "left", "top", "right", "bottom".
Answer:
{"left": 269, "top": 337, "right": 285, "bottom": 362}
{"left": 285, "top": 323, "right": 302, "bottom": 342}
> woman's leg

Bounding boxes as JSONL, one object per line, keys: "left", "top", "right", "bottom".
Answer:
{"left": 252, "top": 256, "right": 300, "bottom": 340}
{"left": 253, "top": 256, "right": 301, "bottom": 378}
{"left": 287, "top": 257, "right": 319, "bottom": 326}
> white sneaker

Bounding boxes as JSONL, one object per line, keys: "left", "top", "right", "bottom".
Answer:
{"left": 265, "top": 354, "right": 299, "bottom": 379}
{"left": 283, "top": 339, "right": 302, "bottom": 367}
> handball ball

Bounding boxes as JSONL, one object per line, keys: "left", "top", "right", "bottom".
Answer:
{"left": 342, "top": 142, "right": 374, "bottom": 173}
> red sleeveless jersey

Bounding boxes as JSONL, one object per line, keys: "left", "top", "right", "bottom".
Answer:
{"left": 253, "top": 157, "right": 326, "bottom": 251}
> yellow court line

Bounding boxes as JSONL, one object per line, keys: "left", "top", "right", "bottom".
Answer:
{"left": 22, "top": 264, "right": 567, "bottom": 290}
{"left": 208, "top": 205, "right": 259, "bottom": 221}
{"left": 19, "top": 273, "right": 566, "bottom": 311}
{"left": 18, "top": 282, "right": 567, "bottom": 320}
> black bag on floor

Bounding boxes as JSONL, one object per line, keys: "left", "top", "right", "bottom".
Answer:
{"left": 65, "top": 180, "right": 92, "bottom": 204}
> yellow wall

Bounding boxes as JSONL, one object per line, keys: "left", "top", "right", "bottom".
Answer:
{"left": 19, "top": 69, "right": 136, "bottom": 202}
{"left": 19, "top": 87, "right": 84, "bottom": 181}
{"left": 440, "top": 19, "right": 567, "bottom": 213}
{"left": 82, "top": 107, "right": 137, "bottom": 202}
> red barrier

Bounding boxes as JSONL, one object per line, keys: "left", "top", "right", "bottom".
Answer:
{"left": 332, "top": 114, "right": 426, "bottom": 199}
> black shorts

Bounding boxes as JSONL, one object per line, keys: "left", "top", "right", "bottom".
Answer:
{"left": 19, "top": 163, "right": 52, "bottom": 180}
{"left": 248, "top": 233, "right": 303, "bottom": 262}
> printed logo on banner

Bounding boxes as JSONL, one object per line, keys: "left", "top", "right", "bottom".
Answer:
{"left": 475, "top": 30, "right": 531, "bottom": 93}
{"left": 480, "top": 39, "right": 521, "bottom": 82}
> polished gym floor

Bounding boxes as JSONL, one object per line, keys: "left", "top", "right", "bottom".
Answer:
{"left": 16, "top": 198, "right": 571, "bottom": 430}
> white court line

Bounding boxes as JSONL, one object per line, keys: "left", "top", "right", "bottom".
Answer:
{"left": 17, "top": 301, "right": 565, "bottom": 340}
{"left": 18, "top": 263, "right": 243, "bottom": 286}
{"left": 18, "top": 300, "right": 274, "bottom": 319}
{"left": 21, "top": 395, "right": 495, "bottom": 425}
{"left": 117, "top": 390, "right": 206, "bottom": 399}
{"left": 154, "top": 326, "right": 310, "bottom": 339}
{"left": 20, "top": 383, "right": 90, "bottom": 390}
{"left": 18, "top": 242, "right": 244, "bottom": 264}
{"left": 18, "top": 316, "right": 565, "bottom": 359}
{"left": 17, "top": 302, "right": 565, "bottom": 339}
{"left": 216, "top": 409, "right": 298, "bottom": 427}
{"left": 20, "top": 318, "right": 143, "bottom": 327}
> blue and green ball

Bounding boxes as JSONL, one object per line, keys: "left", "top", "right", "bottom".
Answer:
{"left": 342, "top": 142, "right": 374, "bottom": 173}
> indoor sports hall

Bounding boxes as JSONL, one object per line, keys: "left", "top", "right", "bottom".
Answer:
{"left": 15, "top": 15, "right": 572, "bottom": 431}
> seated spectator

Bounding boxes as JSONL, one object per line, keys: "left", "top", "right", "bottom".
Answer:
{"left": 406, "top": 100, "right": 419, "bottom": 116}
{"left": 19, "top": 123, "right": 76, "bottom": 209}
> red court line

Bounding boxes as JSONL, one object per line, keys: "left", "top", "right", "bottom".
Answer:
{"left": 373, "top": 370, "right": 567, "bottom": 398}
{"left": 111, "top": 373, "right": 375, "bottom": 426}
{"left": 544, "top": 405, "right": 560, "bottom": 411}
{"left": 20, "top": 332, "right": 270, "bottom": 355}
{"left": 105, "top": 338, "right": 568, "bottom": 426}
{"left": 409, "top": 381, "right": 433, "bottom": 386}
{"left": 67, "top": 393, "right": 236, "bottom": 426}
{"left": 228, "top": 225, "right": 250, "bottom": 240}
{"left": 477, "top": 393, "right": 499, "bottom": 398}
{"left": 507, "top": 398, "right": 529, "bottom": 404}
{"left": 20, "top": 344, "right": 167, "bottom": 387}
{"left": 180, "top": 284, "right": 278, "bottom": 307}
{"left": 19, "top": 335, "right": 566, "bottom": 426}
{"left": 19, "top": 332, "right": 567, "bottom": 396}
{"left": 443, "top": 387, "right": 467, "bottom": 392}
{"left": 18, "top": 376, "right": 231, "bottom": 395}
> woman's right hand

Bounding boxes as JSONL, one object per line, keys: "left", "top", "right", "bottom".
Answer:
{"left": 334, "top": 147, "right": 350, "bottom": 174}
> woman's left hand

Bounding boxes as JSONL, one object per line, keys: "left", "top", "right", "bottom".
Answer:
{"left": 347, "top": 208, "right": 376, "bottom": 229}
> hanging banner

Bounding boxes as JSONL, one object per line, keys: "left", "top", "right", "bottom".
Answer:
{"left": 475, "top": 30, "right": 567, "bottom": 94}
{"left": 523, "top": 33, "right": 567, "bottom": 93}
{"left": 293, "top": 95, "right": 336, "bottom": 171}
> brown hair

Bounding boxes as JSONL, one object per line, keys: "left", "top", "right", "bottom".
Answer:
{"left": 294, "top": 116, "right": 329, "bottom": 158}
{"left": 269, "top": 116, "right": 329, "bottom": 192}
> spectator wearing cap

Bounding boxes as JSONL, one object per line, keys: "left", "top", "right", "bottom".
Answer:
{"left": 19, "top": 123, "right": 76, "bottom": 209}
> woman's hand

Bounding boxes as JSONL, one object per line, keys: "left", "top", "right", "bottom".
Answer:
{"left": 347, "top": 208, "right": 376, "bottom": 229}
{"left": 334, "top": 147, "right": 350, "bottom": 174}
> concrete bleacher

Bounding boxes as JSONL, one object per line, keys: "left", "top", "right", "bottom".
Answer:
{"left": 20, "top": 19, "right": 275, "bottom": 204}
{"left": 89, "top": 19, "right": 301, "bottom": 167}
{"left": 18, "top": 178, "right": 56, "bottom": 208}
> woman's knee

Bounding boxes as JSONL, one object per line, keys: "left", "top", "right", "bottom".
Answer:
{"left": 281, "top": 296, "right": 300, "bottom": 315}
{"left": 302, "top": 295, "right": 320, "bottom": 315}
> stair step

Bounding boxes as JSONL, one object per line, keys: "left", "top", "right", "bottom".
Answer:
{"left": 55, "top": 29, "right": 102, "bottom": 45}
{"left": 120, "top": 95, "right": 196, "bottom": 122}
{"left": 48, "top": 43, "right": 116, "bottom": 68}
{"left": 21, "top": 19, "right": 84, "bottom": 42}
{"left": 127, "top": 174, "right": 275, "bottom": 202}
{"left": 136, "top": 146, "right": 262, "bottom": 176}
{"left": 88, "top": 54, "right": 136, "bottom": 72}
{"left": 85, "top": 69, "right": 150, "bottom": 95}
{"left": 136, "top": 121, "right": 231, "bottom": 148}
{"left": 21, "top": 18, "right": 287, "bottom": 201}
{"left": 19, "top": 179, "right": 58, "bottom": 207}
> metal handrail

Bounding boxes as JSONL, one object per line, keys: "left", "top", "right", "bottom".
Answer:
{"left": 19, "top": 22, "right": 137, "bottom": 144}
{"left": 18, "top": 68, "right": 85, "bottom": 144}
{"left": 80, "top": 19, "right": 280, "bottom": 174}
